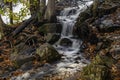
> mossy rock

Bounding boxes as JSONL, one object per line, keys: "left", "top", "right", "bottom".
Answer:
{"left": 11, "top": 54, "right": 35, "bottom": 68}
{"left": 81, "top": 65, "right": 111, "bottom": 80}
{"left": 39, "top": 23, "right": 62, "bottom": 35}
{"left": 92, "top": 54, "right": 116, "bottom": 68}
{"left": 36, "top": 43, "right": 61, "bottom": 62}
{"left": 81, "top": 54, "right": 116, "bottom": 80}
{"left": 39, "top": 23, "right": 62, "bottom": 44}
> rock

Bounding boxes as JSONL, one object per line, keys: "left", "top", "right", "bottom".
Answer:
{"left": 73, "top": 22, "right": 90, "bottom": 41}
{"left": 36, "top": 43, "right": 61, "bottom": 62}
{"left": 96, "top": 19, "right": 120, "bottom": 32}
{"left": 101, "top": 19, "right": 113, "bottom": 26}
{"left": 81, "top": 54, "right": 116, "bottom": 80}
{"left": 81, "top": 65, "right": 111, "bottom": 80}
{"left": 75, "top": 9, "right": 92, "bottom": 24}
{"left": 110, "top": 47, "right": 120, "bottom": 60}
{"left": 92, "top": 0, "right": 118, "bottom": 17}
{"left": 11, "top": 72, "right": 30, "bottom": 80}
{"left": 99, "top": 3, "right": 118, "bottom": 17}
{"left": 59, "top": 38, "right": 72, "bottom": 47}
{"left": 20, "top": 61, "right": 34, "bottom": 71}
{"left": 46, "top": 33, "right": 61, "bottom": 44}
{"left": 67, "top": 9, "right": 77, "bottom": 16}
{"left": 11, "top": 43, "right": 36, "bottom": 56}
{"left": 93, "top": 54, "right": 116, "bottom": 68}
{"left": 39, "top": 23, "right": 62, "bottom": 44}
{"left": 10, "top": 54, "right": 35, "bottom": 68}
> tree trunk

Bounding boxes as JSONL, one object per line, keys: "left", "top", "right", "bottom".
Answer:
{"left": 0, "top": 15, "right": 4, "bottom": 39}
{"left": 44, "top": 0, "right": 56, "bottom": 22}
{"left": 40, "top": 0, "right": 46, "bottom": 20}
{"left": 9, "top": 2, "right": 13, "bottom": 24}
{"left": 29, "top": 0, "right": 40, "bottom": 17}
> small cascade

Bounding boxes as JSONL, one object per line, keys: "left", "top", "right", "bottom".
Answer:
{"left": 54, "top": 0, "right": 93, "bottom": 74}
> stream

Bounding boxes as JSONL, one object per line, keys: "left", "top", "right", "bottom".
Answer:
{"left": 10, "top": 0, "right": 93, "bottom": 80}
{"left": 54, "top": 0, "right": 93, "bottom": 75}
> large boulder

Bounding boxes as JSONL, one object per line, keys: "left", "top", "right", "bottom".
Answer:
{"left": 36, "top": 43, "right": 61, "bottom": 62}
{"left": 10, "top": 54, "right": 35, "bottom": 68}
{"left": 92, "top": 0, "right": 118, "bottom": 17}
{"left": 73, "top": 22, "right": 90, "bottom": 41}
{"left": 96, "top": 19, "right": 120, "bottom": 33}
{"left": 80, "top": 54, "right": 117, "bottom": 80}
{"left": 39, "top": 23, "right": 62, "bottom": 44}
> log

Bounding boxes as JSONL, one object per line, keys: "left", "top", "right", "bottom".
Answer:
{"left": 12, "top": 16, "right": 35, "bottom": 36}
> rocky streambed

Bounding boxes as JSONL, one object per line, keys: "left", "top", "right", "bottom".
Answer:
{"left": 73, "top": 0, "right": 120, "bottom": 80}
{"left": 0, "top": 0, "right": 120, "bottom": 80}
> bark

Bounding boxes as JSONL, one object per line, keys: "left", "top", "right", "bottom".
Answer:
{"left": 9, "top": 2, "right": 13, "bottom": 24}
{"left": 44, "top": 0, "right": 56, "bottom": 22}
{"left": 0, "top": 15, "right": 5, "bottom": 39}
{"left": 29, "top": 0, "right": 40, "bottom": 17}
{"left": 40, "top": 0, "right": 46, "bottom": 20}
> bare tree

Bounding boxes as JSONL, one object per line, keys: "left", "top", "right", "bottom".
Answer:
{"left": 44, "top": 0, "right": 56, "bottom": 22}
{"left": 0, "top": 15, "right": 5, "bottom": 39}
{"left": 9, "top": 2, "right": 13, "bottom": 24}
{"left": 40, "top": 0, "right": 46, "bottom": 20}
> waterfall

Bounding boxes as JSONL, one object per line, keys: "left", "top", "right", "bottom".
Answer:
{"left": 54, "top": 0, "right": 93, "bottom": 74}
{"left": 57, "top": 7, "right": 78, "bottom": 37}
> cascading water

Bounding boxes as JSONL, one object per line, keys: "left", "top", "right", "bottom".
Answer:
{"left": 10, "top": 1, "right": 94, "bottom": 79}
{"left": 54, "top": 0, "right": 93, "bottom": 74}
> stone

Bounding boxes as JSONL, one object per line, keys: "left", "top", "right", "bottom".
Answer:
{"left": 10, "top": 54, "right": 35, "bottom": 68}
{"left": 20, "top": 61, "right": 34, "bottom": 71}
{"left": 92, "top": 0, "right": 118, "bottom": 17}
{"left": 46, "top": 33, "right": 61, "bottom": 44}
{"left": 73, "top": 22, "right": 90, "bottom": 41}
{"left": 99, "top": 4, "right": 117, "bottom": 16}
{"left": 36, "top": 43, "right": 61, "bottom": 62}
{"left": 39, "top": 23, "right": 62, "bottom": 44}
{"left": 80, "top": 54, "right": 116, "bottom": 80}
{"left": 59, "top": 38, "right": 72, "bottom": 47}
{"left": 67, "top": 9, "right": 77, "bottom": 16}
{"left": 81, "top": 65, "right": 111, "bottom": 80}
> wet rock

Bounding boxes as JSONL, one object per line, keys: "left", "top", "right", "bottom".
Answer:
{"left": 75, "top": 9, "right": 92, "bottom": 24}
{"left": 59, "top": 38, "right": 72, "bottom": 47}
{"left": 73, "top": 22, "right": 90, "bottom": 41}
{"left": 39, "top": 23, "right": 62, "bottom": 44}
{"left": 36, "top": 43, "right": 61, "bottom": 62}
{"left": 46, "top": 33, "right": 61, "bottom": 44}
{"left": 67, "top": 9, "right": 77, "bottom": 16}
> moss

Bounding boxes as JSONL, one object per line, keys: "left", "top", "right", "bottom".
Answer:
{"left": 80, "top": 54, "right": 116, "bottom": 80}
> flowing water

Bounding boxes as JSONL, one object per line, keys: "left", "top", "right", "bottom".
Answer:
{"left": 10, "top": 0, "right": 93, "bottom": 79}
{"left": 54, "top": 0, "right": 93, "bottom": 75}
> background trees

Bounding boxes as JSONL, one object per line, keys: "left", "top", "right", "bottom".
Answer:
{"left": 0, "top": 0, "right": 56, "bottom": 38}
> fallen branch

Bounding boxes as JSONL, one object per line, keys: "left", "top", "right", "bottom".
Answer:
{"left": 12, "top": 16, "right": 35, "bottom": 37}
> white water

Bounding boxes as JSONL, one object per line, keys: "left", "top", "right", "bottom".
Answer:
{"left": 54, "top": 0, "right": 93, "bottom": 74}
